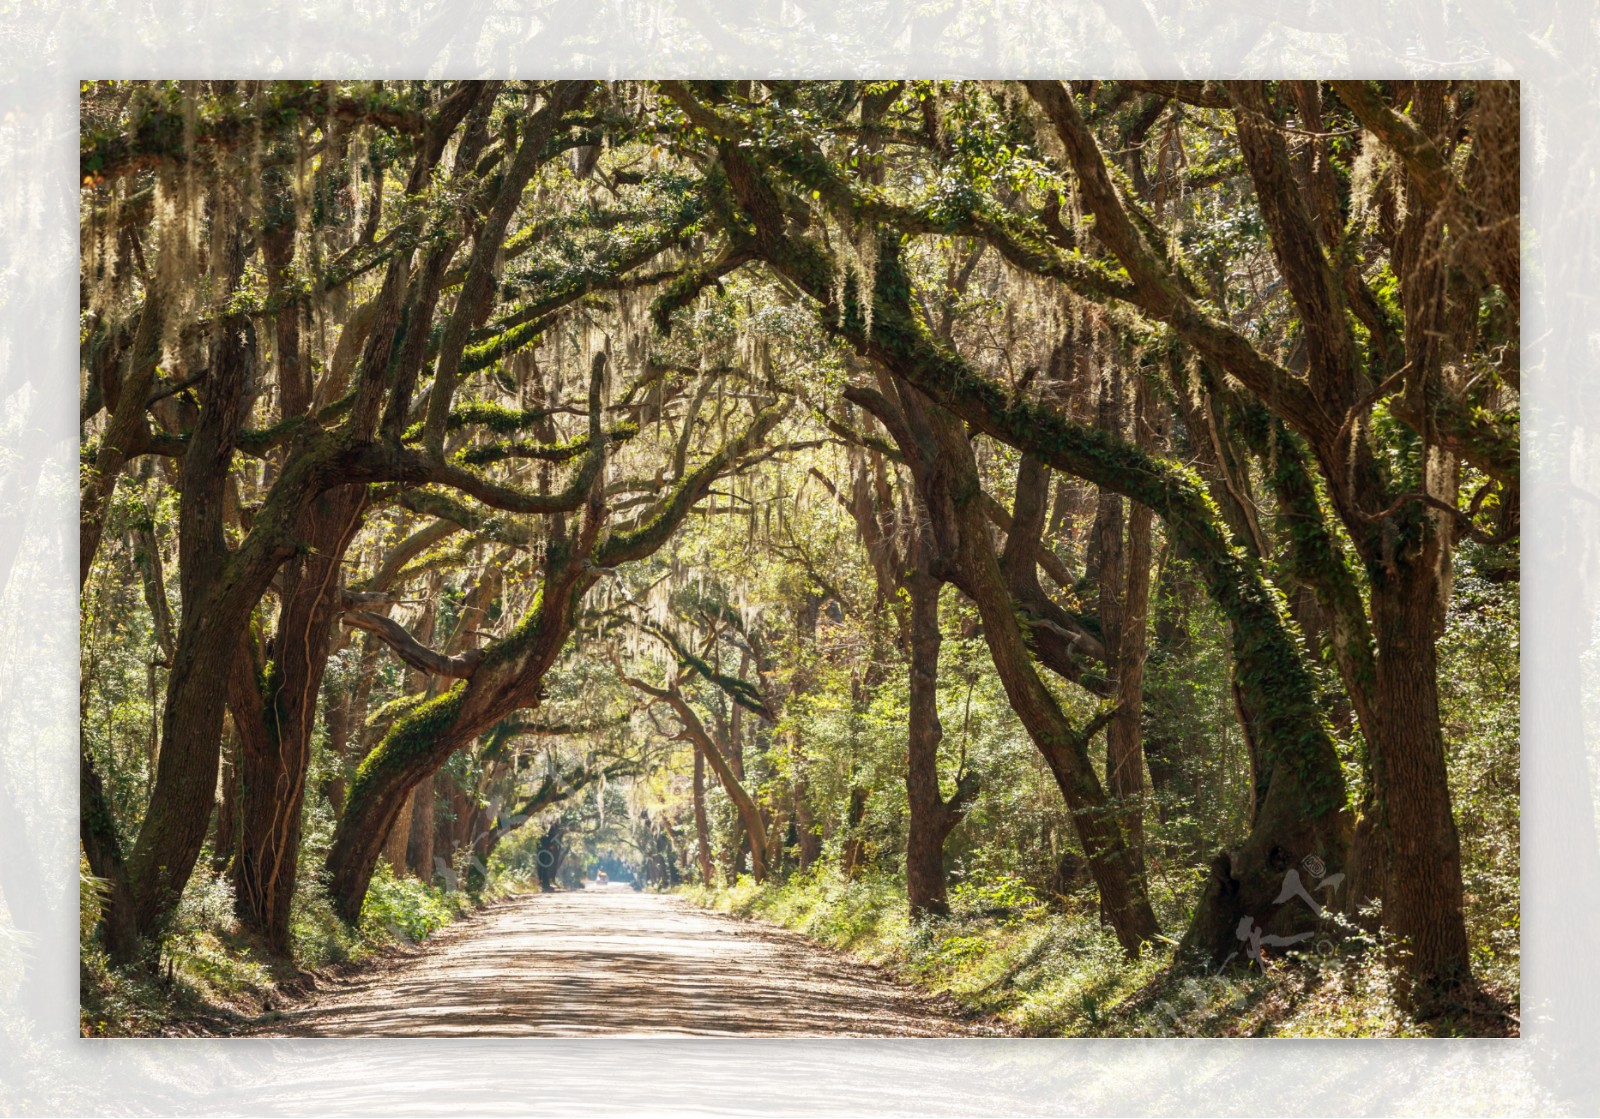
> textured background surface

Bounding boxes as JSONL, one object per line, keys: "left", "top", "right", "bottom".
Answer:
{"left": 0, "top": 4, "right": 1582, "bottom": 1113}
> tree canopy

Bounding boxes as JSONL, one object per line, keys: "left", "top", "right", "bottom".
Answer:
{"left": 79, "top": 78, "right": 1518, "bottom": 1034}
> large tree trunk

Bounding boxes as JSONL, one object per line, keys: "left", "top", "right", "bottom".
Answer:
{"left": 383, "top": 789, "right": 416, "bottom": 873}
{"left": 1226, "top": 80, "right": 1477, "bottom": 997}
{"left": 1370, "top": 548, "right": 1470, "bottom": 996}
{"left": 112, "top": 267, "right": 390, "bottom": 959}
{"left": 231, "top": 486, "right": 365, "bottom": 954}
{"left": 1233, "top": 406, "right": 1388, "bottom": 921}
{"left": 119, "top": 290, "right": 257, "bottom": 956}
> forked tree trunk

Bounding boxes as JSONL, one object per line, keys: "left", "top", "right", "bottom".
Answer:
{"left": 231, "top": 486, "right": 365, "bottom": 954}
{"left": 903, "top": 389, "right": 1161, "bottom": 954}
{"left": 120, "top": 291, "right": 258, "bottom": 956}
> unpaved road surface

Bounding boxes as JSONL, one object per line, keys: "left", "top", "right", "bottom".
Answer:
{"left": 245, "top": 888, "right": 990, "bottom": 1037}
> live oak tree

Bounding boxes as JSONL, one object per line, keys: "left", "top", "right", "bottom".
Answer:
{"left": 641, "top": 79, "right": 1514, "bottom": 1004}
{"left": 80, "top": 79, "right": 1517, "bottom": 1022}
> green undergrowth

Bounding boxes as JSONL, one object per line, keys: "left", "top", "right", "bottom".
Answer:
{"left": 80, "top": 858, "right": 490, "bottom": 1037}
{"left": 680, "top": 864, "right": 1515, "bottom": 1037}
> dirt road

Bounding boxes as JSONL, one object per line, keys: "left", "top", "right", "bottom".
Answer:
{"left": 245, "top": 887, "right": 989, "bottom": 1037}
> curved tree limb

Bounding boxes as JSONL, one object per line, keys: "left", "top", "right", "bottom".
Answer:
{"left": 339, "top": 610, "right": 486, "bottom": 679}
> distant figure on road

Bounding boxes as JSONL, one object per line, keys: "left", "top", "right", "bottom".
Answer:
{"left": 596, "top": 870, "right": 609, "bottom": 885}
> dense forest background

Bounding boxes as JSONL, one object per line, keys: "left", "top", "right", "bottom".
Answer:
{"left": 77, "top": 78, "right": 1518, "bottom": 1036}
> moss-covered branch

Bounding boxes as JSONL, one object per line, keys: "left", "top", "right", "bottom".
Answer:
{"left": 454, "top": 422, "right": 639, "bottom": 467}
{"left": 701, "top": 129, "right": 1344, "bottom": 828}
{"left": 595, "top": 401, "right": 790, "bottom": 567}
{"left": 636, "top": 618, "right": 777, "bottom": 722}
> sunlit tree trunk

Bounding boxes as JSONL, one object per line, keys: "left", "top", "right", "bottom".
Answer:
{"left": 211, "top": 722, "right": 239, "bottom": 874}
{"left": 692, "top": 746, "right": 715, "bottom": 886}
{"left": 407, "top": 773, "right": 436, "bottom": 884}
{"left": 1107, "top": 498, "right": 1153, "bottom": 866}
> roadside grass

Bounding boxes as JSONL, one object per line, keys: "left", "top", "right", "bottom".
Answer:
{"left": 680, "top": 863, "right": 1517, "bottom": 1038}
{"left": 79, "top": 858, "right": 483, "bottom": 1037}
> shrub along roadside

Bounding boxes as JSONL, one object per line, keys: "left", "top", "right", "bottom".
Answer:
{"left": 79, "top": 858, "right": 484, "bottom": 1037}
{"left": 680, "top": 863, "right": 1516, "bottom": 1038}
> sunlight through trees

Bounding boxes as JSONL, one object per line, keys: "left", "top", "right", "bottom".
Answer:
{"left": 78, "top": 79, "right": 1519, "bottom": 1036}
